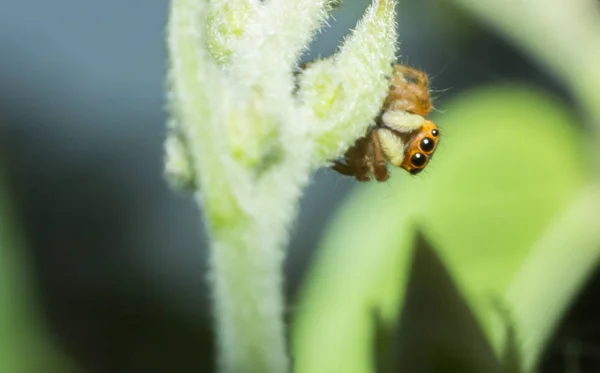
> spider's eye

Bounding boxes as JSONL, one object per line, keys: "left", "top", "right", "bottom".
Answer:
{"left": 431, "top": 129, "right": 439, "bottom": 137}
{"left": 420, "top": 137, "right": 435, "bottom": 153}
{"left": 410, "top": 153, "right": 427, "bottom": 167}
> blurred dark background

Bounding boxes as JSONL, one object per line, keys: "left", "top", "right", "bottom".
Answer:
{"left": 0, "top": 0, "right": 597, "bottom": 372}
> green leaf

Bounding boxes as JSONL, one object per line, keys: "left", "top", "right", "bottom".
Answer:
{"left": 292, "top": 84, "right": 589, "bottom": 373}
{"left": 381, "top": 230, "right": 502, "bottom": 373}
{"left": 0, "top": 168, "right": 76, "bottom": 372}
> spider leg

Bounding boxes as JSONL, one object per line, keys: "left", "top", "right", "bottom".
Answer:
{"left": 349, "top": 135, "right": 375, "bottom": 182}
{"left": 331, "top": 161, "right": 354, "bottom": 176}
{"left": 371, "top": 130, "right": 390, "bottom": 182}
{"left": 377, "top": 128, "right": 406, "bottom": 168}
{"left": 332, "top": 160, "right": 372, "bottom": 182}
{"left": 381, "top": 110, "right": 425, "bottom": 134}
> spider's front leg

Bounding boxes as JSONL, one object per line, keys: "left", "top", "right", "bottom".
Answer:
{"left": 331, "top": 160, "right": 359, "bottom": 178}
{"left": 331, "top": 135, "right": 373, "bottom": 182}
{"left": 370, "top": 129, "right": 390, "bottom": 182}
{"left": 375, "top": 127, "right": 406, "bottom": 168}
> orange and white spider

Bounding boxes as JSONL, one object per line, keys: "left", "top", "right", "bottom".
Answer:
{"left": 331, "top": 64, "right": 440, "bottom": 181}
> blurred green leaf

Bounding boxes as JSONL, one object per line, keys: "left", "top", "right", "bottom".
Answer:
{"left": 292, "top": 84, "right": 589, "bottom": 373}
{"left": 374, "top": 230, "right": 502, "bottom": 373}
{"left": 500, "top": 187, "right": 600, "bottom": 371}
{"left": 0, "top": 168, "right": 76, "bottom": 373}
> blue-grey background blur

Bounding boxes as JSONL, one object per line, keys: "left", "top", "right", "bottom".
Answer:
{"left": 0, "top": 0, "right": 596, "bottom": 372}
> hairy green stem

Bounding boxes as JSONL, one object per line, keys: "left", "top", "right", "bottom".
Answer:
{"left": 168, "top": 2, "right": 294, "bottom": 372}
{"left": 166, "top": 0, "right": 400, "bottom": 372}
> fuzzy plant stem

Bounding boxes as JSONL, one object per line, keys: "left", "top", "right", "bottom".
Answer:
{"left": 165, "top": 0, "right": 401, "bottom": 372}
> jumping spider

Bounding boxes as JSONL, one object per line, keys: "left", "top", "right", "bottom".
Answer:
{"left": 332, "top": 64, "right": 440, "bottom": 182}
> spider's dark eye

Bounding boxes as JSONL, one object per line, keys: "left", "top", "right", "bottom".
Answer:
{"left": 420, "top": 137, "right": 435, "bottom": 152}
{"left": 411, "top": 153, "right": 427, "bottom": 167}
{"left": 431, "top": 129, "right": 439, "bottom": 137}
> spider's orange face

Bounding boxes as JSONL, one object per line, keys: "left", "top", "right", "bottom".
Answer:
{"left": 400, "top": 120, "right": 440, "bottom": 175}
